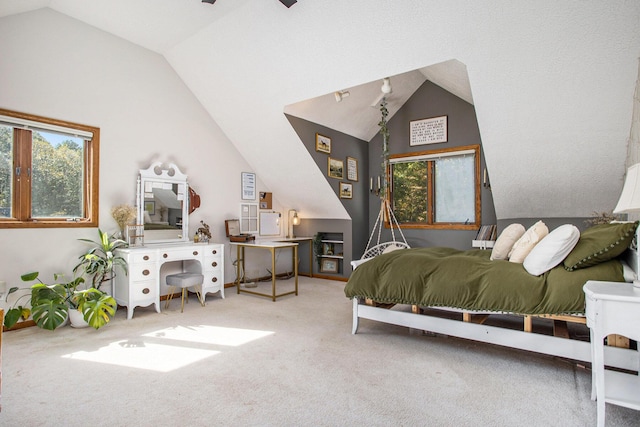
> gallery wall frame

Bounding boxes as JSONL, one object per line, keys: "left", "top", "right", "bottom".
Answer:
{"left": 346, "top": 156, "right": 358, "bottom": 181}
{"left": 316, "top": 133, "right": 331, "bottom": 154}
{"left": 328, "top": 157, "right": 343, "bottom": 179}
{"left": 339, "top": 182, "right": 353, "bottom": 199}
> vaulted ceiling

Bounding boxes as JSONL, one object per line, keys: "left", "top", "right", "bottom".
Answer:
{"left": 1, "top": 0, "right": 639, "bottom": 220}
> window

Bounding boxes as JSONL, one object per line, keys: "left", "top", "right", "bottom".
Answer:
{"left": 0, "top": 109, "right": 99, "bottom": 228}
{"left": 389, "top": 144, "right": 480, "bottom": 230}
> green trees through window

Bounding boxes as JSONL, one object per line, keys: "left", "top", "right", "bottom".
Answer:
{"left": 0, "top": 109, "right": 99, "bottom": 228}
{"left": 389, "top": 145, "right": 480, "bottom": 230}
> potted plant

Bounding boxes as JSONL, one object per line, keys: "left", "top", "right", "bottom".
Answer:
{"left": 73, "top": 229, "right": 128, "bottom": 292}
{"left": 3, "top": 272, "right": 85, "bottom": 330}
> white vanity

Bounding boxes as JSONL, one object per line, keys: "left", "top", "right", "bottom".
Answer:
{"left": 114, "top": 162, "right": 224, "bottom": 319}
{"left": 114, "top": 242, "right": 224, "bottom": 319}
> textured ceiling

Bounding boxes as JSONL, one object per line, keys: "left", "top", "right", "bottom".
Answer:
{"left": 1, "top": 1, "right": 638, "bottom": 221}
{"left": 0, "top": 1, "right": 473, "bottom": 142}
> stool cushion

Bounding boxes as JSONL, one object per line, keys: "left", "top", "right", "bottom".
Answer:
{"left": 166, "top": 273, "right": 204, "bottom": 288}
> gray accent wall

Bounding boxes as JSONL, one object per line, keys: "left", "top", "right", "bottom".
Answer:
{"left": 368, "top": 80, "right": 496, "bottom": 250}
{"left": 286, "top": 80, "right": 498, "bottom": 277}
{"left": 285, "top": 114, "right": 365, "bottom": 278}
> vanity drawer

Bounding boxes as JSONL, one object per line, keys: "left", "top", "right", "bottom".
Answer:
{"left": 130, "top": 252, "right": 156, "bottom": 263}
{"left": 204, "top": 257, "right": 222, "bottom": 270}
{"left": 206, "top": 246, "right": 222, "bottom": 257}
{"left": 131, "top": 281, "right": 157, "bottom": 302}
{"left": 160, "top": 248, "right": 204, "bottom": 262}
{"left": 130, "top": 264, "right": 157, "bottom": 282}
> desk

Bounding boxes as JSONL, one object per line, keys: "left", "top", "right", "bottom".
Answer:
{"left": 584, "top": 281, "right": 640, "bottom": 427}
{"left": 114, "top": 242, "right": 224, "bottom": 319}
{"left": 273, "top": 237, "right": 313, "bottom": 277}
{"left": 231, "top": 241, "right": 298, "bottom": 301}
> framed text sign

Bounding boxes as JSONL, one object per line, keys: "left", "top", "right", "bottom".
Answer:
{"left": 410, "top": 115, "right": 448, "bottom": 146}
{"left": 241, "top": 172, "right": 256, "bottom": 200}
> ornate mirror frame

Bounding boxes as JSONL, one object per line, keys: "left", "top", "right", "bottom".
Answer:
{"left": 137, "top": 162, "right": 189, "bottom": 244}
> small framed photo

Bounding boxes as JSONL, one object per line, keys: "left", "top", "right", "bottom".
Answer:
{"left": 346, "top": 156, "right": 358, "bottom": 181}
{"left": 144, "top": 201, "right": 155, "bottom": 215}
{"left": 315, "top": 133, "right": 331, "bottom": 154}
{"left": 339, "top": 182, "right": 353, "bottom": 199}
{"left": 320, "top": 258, "right": 339, "bottom": 273}
{"left": 328, "top": 157, "right": 344, "bottom": 179}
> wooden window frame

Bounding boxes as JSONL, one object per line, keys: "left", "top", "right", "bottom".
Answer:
{"left": 0, "top": 108, "right": 99, "bottom": 228}
{"left": 387, "top": 144, "right": 481, "bottom": 230}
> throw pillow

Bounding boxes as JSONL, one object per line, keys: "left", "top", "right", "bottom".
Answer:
{"left": 509, "top": 220, "right": 549, "bottom": 264}
{"left": 523, "top": 224, "right": 580, "bottom": 276}
{"left": 490, "top": 224, "right": 525, "bottom": 260}
{"left": 563, "top": 221, "right": 638, "bottom": 271}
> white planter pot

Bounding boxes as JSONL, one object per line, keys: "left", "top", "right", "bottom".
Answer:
{"left": 68, "top": 308, "right": 89, "bottom": 328}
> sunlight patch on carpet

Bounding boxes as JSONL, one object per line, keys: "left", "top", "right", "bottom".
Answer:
{"left": 141, "top": 325, "right": 274, "bottom": 346}
{"left": 61, "top": 340, "right": 218, "bottom": 372}
{"left": 60, "top": 326, "right": 274, "bottom": 372}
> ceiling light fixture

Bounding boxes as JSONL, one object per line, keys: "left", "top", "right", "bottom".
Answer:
{"left": 381, "top": 77, "right": 392, "bottom": 94}
{"left": 202, "top": 0, "right": 216, "bottom": 4}
{"left": 334, "top": 90, "right": 350, "bottom": 103}
{"left": 279, "top": 0, "right": 297, "bottom": 7}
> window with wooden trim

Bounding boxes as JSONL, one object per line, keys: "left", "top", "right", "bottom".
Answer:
{"left": 0, "top": 109, "right": 99, "bottom": 228}
{"left": 389, "top": 144, "right": 480, "bottom": 230}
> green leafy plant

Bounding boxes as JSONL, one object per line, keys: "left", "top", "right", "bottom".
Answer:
{"left": 3, "top": 272, "right": 85, "bottom": 330}
{"left": 72, "top": 288, "right": 117, "bottom": 329}
{"left": 73, "top": 229, "right": 128, "bottom": 290}
{"left": 313, "top": 233, "right": 324, "bottom": 269}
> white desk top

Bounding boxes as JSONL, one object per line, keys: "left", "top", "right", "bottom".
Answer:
{"left": 229, "top": 241, "right": 299, "bottom": 248}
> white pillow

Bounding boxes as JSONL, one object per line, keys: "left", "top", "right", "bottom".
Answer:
{"left": 382, "top": 244, "right": 405, "bottom": 254}
{"left": 523, "top": 224, "right": 580, "bottom": 276}
{"left": 490, "top": 224, "right": 525, "bottom": 260}
{"left": 144, "top": 211, "right": 152, "bottom": 223}
{"left": 509, "top": 221, "right": 549, "bottom": 263}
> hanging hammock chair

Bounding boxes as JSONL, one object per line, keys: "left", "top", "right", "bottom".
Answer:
{"left": 355, "top": 198, "right": 409, "bottom": 266}
{"left": 352, "top": 95, "right": 409, "bottom": 269}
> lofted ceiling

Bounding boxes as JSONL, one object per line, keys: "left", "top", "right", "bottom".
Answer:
{"left": 0, "top": 1, "right": 473, "bottom": 143}
{"left": 1, "top": 1, "right": 638, "bottom": 221}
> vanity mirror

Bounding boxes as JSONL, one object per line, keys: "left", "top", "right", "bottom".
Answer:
{"left": 137, "top": 162, "right": 190, "bottom": 244}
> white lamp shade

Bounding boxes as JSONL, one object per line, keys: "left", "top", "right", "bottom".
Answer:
{"left": 614, "top": 163, "right": 640, "bottom": 213}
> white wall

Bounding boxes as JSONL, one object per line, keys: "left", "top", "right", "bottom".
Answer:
{"left": 0, "top": 9, "right": 283, "bottom": 304}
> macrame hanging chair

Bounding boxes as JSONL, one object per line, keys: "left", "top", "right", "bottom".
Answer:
{"left": 355, "top": 95, "right": 409, "bottom": 266}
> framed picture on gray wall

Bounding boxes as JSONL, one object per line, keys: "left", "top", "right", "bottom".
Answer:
{"left": 410, "top": 115, "right": 448, "bottom": 145}
{"left": 340, "top": 182, "right": 353, "bottom": 199}
{"left": 328, "top": 157, "right": 343, "bottom": 179}
{"left": 346, "top": 156, "right": 358, "bottom": 181}
{"left": 316, "top": 133, "right": 331, "bottom": 154}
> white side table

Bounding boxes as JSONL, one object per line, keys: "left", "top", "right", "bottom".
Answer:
{"left": 584, "top": 280, "right": 640, "bottom": 426}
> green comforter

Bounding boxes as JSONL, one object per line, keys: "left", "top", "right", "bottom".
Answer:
{"left": 344, "top": 247, "right": 625, "bottom": 315}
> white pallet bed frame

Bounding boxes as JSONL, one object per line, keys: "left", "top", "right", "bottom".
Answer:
{"left": 351, "top": 238, "right": 640, "bottom": 372}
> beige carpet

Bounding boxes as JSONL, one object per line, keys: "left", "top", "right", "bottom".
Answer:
{"left": 0, "top": 277, "right": 638, "bottom": 426}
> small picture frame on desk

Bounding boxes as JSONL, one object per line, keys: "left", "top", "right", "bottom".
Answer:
{"left": 320, "top": 258, "right": 338, "bottom": 273}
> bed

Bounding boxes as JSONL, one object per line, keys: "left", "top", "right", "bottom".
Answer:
{"left": 345, "top": 221, "right": 640, "bottom": 371}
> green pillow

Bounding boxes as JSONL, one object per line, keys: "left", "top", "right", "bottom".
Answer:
{"left": 563, "top": 221, "right": 638, "bottom": 271}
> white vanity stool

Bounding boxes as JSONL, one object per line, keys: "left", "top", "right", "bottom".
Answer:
{"left": 584, "top": 280, "right": 640, "bottom": 426}
{"left": 165, "top": 272, "right": 205, "bottom": 313}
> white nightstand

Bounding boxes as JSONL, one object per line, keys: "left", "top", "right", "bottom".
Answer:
{"left": 583, "top": 280, "right": 640, "bottom": 427}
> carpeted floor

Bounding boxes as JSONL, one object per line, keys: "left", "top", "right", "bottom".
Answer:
{"left": 0, "top": 277, "right": 638, "bottom": 426}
